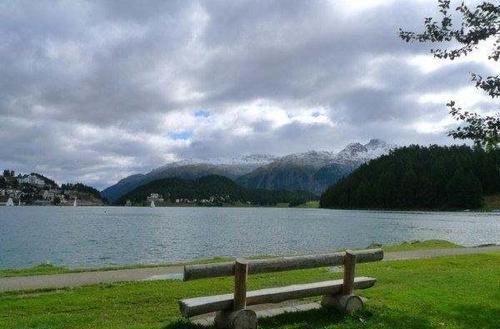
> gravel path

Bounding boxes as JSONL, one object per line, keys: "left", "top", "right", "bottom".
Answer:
{"left": 1, "top": 246, "right": 499, "bottom": 293}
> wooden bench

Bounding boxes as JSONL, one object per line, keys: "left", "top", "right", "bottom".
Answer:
{"left": 179, "top": 249, "right": 383, "bottom": 329}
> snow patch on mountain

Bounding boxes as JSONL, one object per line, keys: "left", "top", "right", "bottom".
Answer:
{"left": 154, "top": 139, "right": 392, "bottom": 169}
{"left": 333, "top": 139, "right": 394, "bottom": 164}
{"left": 263, "top": 139, "right": 394, "bottom": 169}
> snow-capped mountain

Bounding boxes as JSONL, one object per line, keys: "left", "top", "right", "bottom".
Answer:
{"left": 269, "top": 151, "right": 335, "bottom": 169}
{"left": 334, "top": 139, "right": 394, "bottom": 164}
{"left": 101, "top": 139, "right": 395, "bottom": 202}
{"left": 237, "top": 139, "right": 394, "bottom": 194}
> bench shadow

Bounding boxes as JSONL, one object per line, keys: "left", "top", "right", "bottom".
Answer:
{"left": 258, "top": 307, "right": 439, "bottom": 329}
{"left": 447, "top": 304, "right": 500, "bottom": 329}
{"left": 162, "top": 319, "right": 208, "bottom": 329}
{"left": 162, "top": 307, "right": 435, "bottom": 329}
{"left": 163, "top": 302, "right": 500, "bottom": 329}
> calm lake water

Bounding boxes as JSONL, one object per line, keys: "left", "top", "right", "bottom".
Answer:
{"left": 0, "top": 207, "right": 498, "bottom": 269}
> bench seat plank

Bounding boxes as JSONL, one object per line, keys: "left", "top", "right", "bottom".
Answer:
{"left": 179, "top": 276, "right": 376, "bottom": 317}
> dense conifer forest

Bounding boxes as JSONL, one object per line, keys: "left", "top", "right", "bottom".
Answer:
{"left": 320, "top": 145, "right": 500, "bottom": 210}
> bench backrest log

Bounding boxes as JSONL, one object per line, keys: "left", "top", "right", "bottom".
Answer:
{"left": 183, "top": 248, "right": 383, "bottom": 281}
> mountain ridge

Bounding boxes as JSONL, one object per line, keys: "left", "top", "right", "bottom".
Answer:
{"left": 101, "top": 139, "right": 394, "bottom": 203}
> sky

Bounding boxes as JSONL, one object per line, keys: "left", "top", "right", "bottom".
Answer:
{"left": 0, "top": 0, "right": 497, "bottom": 189}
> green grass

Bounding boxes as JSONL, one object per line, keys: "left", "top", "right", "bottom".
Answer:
{"left": 483, "top": 194, "right": 500, "bottom": 211}
{"left": 380, "top": 240, "right": 461, "bottom": 252}
{"left": 0, "top": 252, "right": 498, "bottom": 329}
{"left": 297, "top": 200, "right": 320, "bottom": 208}
{"left": 0, "top": 264, "right": 70, "bottom": 277}
{"left": 0, "top": 257, "right": 234, "bottom": 278}
{"left": 0, "top": 240, "right": 463, "bottom": 278}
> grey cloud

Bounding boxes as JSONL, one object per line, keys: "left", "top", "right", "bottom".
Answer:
{"left": 0, "top": 0, "right": 494, "bottom": 188}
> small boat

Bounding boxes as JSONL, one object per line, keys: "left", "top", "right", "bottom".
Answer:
{"left": 150, "top": 200, "right": 156, "bottom": 208}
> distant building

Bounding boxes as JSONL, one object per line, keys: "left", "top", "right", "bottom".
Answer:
{"left": 33, "top": 200, "right": 52, "bottom": 206}
{"left": 18, "top": 174, "right": 45, "bottom": 187}
{"left": 146, "top": 193, "right": 164, "bottom": 202}
{"left": 43, "top": 190, "right": 57, "bottom": 201}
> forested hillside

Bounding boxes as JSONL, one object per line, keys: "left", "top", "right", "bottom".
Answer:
{"left": 118, "top": 175, "right": 316, "bottom": 206}
{"left": 320, "top": 145, "right": 500, "bottom": 210}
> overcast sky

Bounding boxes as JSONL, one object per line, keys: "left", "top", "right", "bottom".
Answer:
{"left": 1, "top": 0, "right": 497, "bottom": 189}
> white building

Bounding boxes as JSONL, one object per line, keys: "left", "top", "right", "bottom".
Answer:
{"left": 18, "top": 174, "right": 45, "bottom": 187}
{"left": 43, "top": 190, "right": 56, "bottom": 201}
{"left": 146, "top": 193, "right": 164, "bottom": 202}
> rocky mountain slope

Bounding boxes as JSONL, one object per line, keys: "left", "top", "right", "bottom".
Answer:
{"left": 237, "top": 139, "right": 393, "bottom": 194}
{"left": 101, "top": 139, "right": 394, "bottom": 202}
{"left": 102, "top": 158, "right": 276, "bottom": 203}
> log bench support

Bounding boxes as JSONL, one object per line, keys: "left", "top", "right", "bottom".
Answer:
{"left": 215, "top": 259, "right": 257, "bottom": 329}
{"left": 321, "top": 250, "right": 364, "bottom": 314}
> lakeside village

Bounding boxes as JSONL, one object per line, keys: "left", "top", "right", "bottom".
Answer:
{"left": 0, "top": 169, "right": 231, "bottom": 207}
{"left": 128, "top": 193, "right": 238, "bottom": 208}
{"left": 0, "top": 169, "right": 104, "bottom": 206}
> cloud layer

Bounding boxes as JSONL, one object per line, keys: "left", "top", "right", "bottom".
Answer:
{"left": 0, "top": 0, "right": 496, "bottom": 188}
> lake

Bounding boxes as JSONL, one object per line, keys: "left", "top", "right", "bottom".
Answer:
{"left": 0, "top": 207, "right": 498, "bottom": 269}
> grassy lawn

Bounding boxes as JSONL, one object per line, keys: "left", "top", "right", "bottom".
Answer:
{"left": 0, "top": 257, "right": 234, "bottom": 278}
{"left": 380, "top": 240, "right": 461, "bottom": 252}
{"left": 0, "top": 240, "right": 462, "bottom": 278}
{"left": 296, "top": 200, "right": 320, "bottom": 208}
{"left": 483, "top": 194, "right": 500, "bottom": 211}
{"left": 0, "top": 252, "right": 498, "bottom": 329}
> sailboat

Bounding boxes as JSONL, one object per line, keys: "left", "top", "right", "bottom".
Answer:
{"left": 73, "top": 197, "right": 78, "bottom": 207}
{"left": 6, "top": 197, "right": 14, "bottom": 207}
{"left": 18, "top": 200, "right": 21, "bottom": 206}
{"left": 150, "top": 200, "right": 156, "bottom": 208}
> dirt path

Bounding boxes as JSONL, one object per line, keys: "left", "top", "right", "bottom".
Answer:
{"left": 1, "top": 246, "right": 499, "bottom": 293}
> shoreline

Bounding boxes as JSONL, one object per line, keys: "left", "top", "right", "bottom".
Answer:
{"left": 1, "top": 242, "right": 500, "bottom": 293}
{"left": 3, "top": 240, "right": 499, "bottom": 278}
{"left": 2, "top": 204, "right": 499, "bottom": 212}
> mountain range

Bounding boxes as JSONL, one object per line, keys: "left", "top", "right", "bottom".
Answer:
{"left": 101, "top": 139, "right": 394, "bottom": 203}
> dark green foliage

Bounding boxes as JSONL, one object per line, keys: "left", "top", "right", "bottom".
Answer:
{"left": 61, "top": 183, "right": 102, "bottom": 200}
{"left": 320, "top": 145, "right": 500, "bottom": 210}
{"left": 3, "top": 169, "right": 14, "bottom": 177}
{"left": 445, "top": 168, "right": 483, "bottom": 209}
{"left": 52, "top": 196, "right": 61, "bottom": 205}
{"left": 118, "top": 175, "right": 316, "bottom": 206}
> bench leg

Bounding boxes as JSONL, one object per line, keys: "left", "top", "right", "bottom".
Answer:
{"left": 321, "top": 294, "right": 364, "bottom": 314}
{"left": 215, "top": 309, "right": 257, "bottom": 329}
